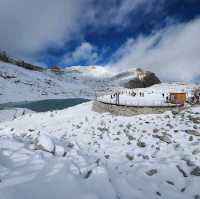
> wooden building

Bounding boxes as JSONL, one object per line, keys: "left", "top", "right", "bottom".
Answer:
{"left": 169, "top": 92, "right": 186, "bottom": 105}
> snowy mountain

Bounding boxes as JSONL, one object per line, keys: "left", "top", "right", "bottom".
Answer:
{"left": 0, "top": 61, "right": 112, "bottom": 103}
{"left": 0, "top": 60, "right": 160, "bottom": 103}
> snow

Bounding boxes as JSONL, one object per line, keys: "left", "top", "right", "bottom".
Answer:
{"left": 98, "top": 83, "right": 196, "bottom": 106}
{"left": 0, "top": 62, "right": 115, "bottom": 103}
{"left": 34, "top": 134, "right": 55, "bottom": 153}
{"left": 0, "top": 61, "right": 172, "bottom": 104}
{"left": 0, "top": 108, "right": 33, "bottom": 123}
{"left": 98, "top": 93, "right": 170, "bottom": 106}
{"left": 55, "top": 145, "right": 66, "bottom": 157}
{"left": 1, "top": 60, "right": 200, "bottom": 198}
{"left": 0, "top": 101, "right": 200, "bottom": 199}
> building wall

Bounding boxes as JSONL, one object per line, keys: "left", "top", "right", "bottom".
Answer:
{"left": 170, "top": 93, "right": 186, "bottom": 104}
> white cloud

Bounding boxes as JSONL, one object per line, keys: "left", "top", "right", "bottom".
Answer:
{"left": 0, "top": 0, "right": 92, "bottom": 58}
{"left": 110, "top": 18, "right": 200, "bottom": 82}
{"left": 62, "top": 42, "right": 98, "bottom": 65}
{"left": 91, "top": 0, "right": 148, "bottom": 27}
{"left": 0, "top": 0, "right": 157, "bottom": 60}
{"left": 1, "top": 0, "right": 198, "bottom": 80}
{"left": 88, "top": 0, "right": 160, "bottom": 31}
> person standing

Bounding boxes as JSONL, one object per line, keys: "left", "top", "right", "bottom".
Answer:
{"left": 113, "top": 93, "right": 116, "bottom": 104}
{"left": 117, "top": 92, "right": 120, "bottom": 104}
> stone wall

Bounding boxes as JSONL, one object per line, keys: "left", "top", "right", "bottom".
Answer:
{"left": 92, "top": 101, "right": 184, "bottom": 116}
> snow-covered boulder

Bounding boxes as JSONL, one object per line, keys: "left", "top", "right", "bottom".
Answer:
{"left": 55, "top": 145, "right": 66, "bottom": 157}
{"left": 34, "top": 135, "right": 55, "bottom": 153}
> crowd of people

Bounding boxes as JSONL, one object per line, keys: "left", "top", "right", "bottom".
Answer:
{"left": 110, "top": 90, "right": 146, "bottom": 105}
{"left": 111, "top": 91, "right": 145, "bottom": 98}
{"left": 188, "top": 95, "right": 200, "bottom": 104}
{"left": 110, "top": 90, "right": 186, "bottom": 105}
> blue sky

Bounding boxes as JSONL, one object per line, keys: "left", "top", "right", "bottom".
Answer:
{"left": 40, "top": 0, "right": 200, "bottom": 67}
{"left": 0, "top": 0, "right": 200, "bottom": 81}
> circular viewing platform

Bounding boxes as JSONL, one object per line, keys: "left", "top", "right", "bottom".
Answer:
{"left": 97, "top": 94, "right": 184, "bottom": 108}
{"left": 92, "top": 100, "right": 184, "bottom": 116}
{"left": 94, "top": 93, "right": 185, "bottom": 116}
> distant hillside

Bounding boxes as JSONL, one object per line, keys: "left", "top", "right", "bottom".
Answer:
{"left": 0, "top": 54, "right": 162, "bottom": 103}
{"left": 0, "top": 51, "right": 44, "bottom": 71}
{"left": 0, "top": 61, "right": 114, "bottom": 103}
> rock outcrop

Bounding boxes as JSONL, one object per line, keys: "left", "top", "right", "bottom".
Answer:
{"left": 111, "top": 68, "right": 160, "bottom": 89}
{"left": 124, "top": 70, "right": 161, "bottom": 88}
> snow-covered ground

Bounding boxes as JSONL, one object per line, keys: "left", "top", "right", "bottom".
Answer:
{"left": 0, "top": 101, "right": 200, "bottom": 199}
{"left": 0, "top": 108, "right": 34, "bottom": 123}
{"left": 1, "top": 60, "right": 200, "bottom": 199}
{"left": 0, "top": 62, "right": 117, "bottom": 103}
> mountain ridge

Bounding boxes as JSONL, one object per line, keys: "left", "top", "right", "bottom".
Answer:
{"left": 0, "top": 53, "right": 161, "bottom": 103}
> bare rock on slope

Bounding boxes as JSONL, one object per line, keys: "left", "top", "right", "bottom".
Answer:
{"left": 125, "top": 70, "right": 161, "bottom": 88}
{"left": 112, "top": 68, "right": 160, "bottom": 88}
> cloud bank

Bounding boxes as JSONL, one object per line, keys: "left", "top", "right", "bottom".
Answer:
{"left": 0, "top": 0, "right": 152, "bottom": 58}
{"left": 0, "top": 0, "right": 199, "bottom": 82}
{"left": 0, "top": 0, "right": 99, "bottom": 58}
{"left": 62, "top": 42, "right": 98, "bottom": 65}
{"left": 111, "top": 18, "right": 200, "bottom": 82}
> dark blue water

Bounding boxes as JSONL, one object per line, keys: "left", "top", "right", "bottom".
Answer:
{"left": 0, "top": 98, "right": 90, "bottom": 112}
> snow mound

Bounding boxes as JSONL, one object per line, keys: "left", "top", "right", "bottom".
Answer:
{"left": 55, "top": 145, "right": 66, "bottom": 157}
{"left": 34, "top": 134, "right": 55, "bottom": 153}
